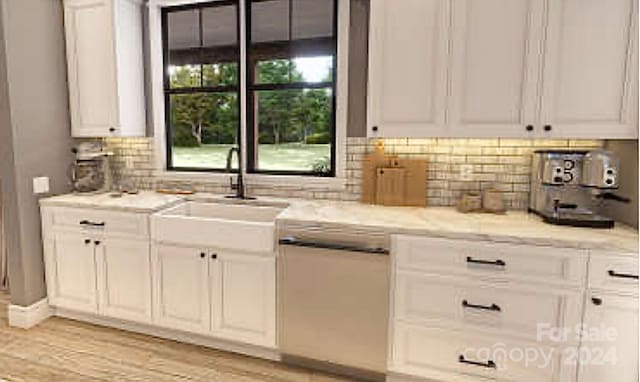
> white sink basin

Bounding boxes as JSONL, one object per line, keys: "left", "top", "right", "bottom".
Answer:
{"left": 151, "top": 201, "right": 284, "bottom": 253}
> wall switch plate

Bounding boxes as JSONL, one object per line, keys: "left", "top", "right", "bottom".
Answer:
{"left": 33, "top": 177, "right": 50, "bottom": 194}
{"left": 459, "top": 164, "right": 474, "bottom": 181}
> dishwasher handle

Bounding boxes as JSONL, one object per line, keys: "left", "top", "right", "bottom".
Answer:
{"left": 279, "top": 236, "right": 389, "bottom": 255}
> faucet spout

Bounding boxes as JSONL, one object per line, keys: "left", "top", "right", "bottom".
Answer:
{"left": 225, "top": 147, "right": 254, "bottom": 200}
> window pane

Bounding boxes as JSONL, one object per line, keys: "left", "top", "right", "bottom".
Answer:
{"left": 292, "top": 0, "right": 334, "bottom": 40}
{"left": 167, "top": 9, "right": 199, "bottom": 50}
{"left": 253, "top": 88, "right": 332, "bottom": 173}
{"left": 169, "top": 65, "right": 202, "bottom": 88}
{"left": 251, "top": 0, "right": 290, "bottom": 43}
{"left": 256, "top": 59, "right": 292, "bottom": 84}
{"left": 169, "top": 92, "right": 239, "bottom": 170}
{"left": 166, "top": 2, "right": 239, "bottom": 88}
{"left": 202, "top": 5, "right": 238, "bottom": 47}
{"left": 256, "top": 56, "right": 333, "bottom": 84}
{"left": 203, "top": 62, "right": 238, "bottom": 87}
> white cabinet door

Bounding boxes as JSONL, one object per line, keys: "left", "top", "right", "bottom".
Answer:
{"left": 64, "top": 0, "right": 119, "bottom": 137}
{"left": 448, "top": 0, "right": 545, "bottom": 137}
{"left": 47, "top": 232, "right": 98, "bottom": 313}
{"left": 210, "top": 252, "right": 276, "bottom": 348}
{"left": 96, "top": 238, "right": 152, "bottom": 324}
{"left": 578, "top": 292, "right": 638, "bottom": 382}
{"left": 152, "top": 244, "right": 210, "bottom": 334}
{"left": 368, "top": 0, "right": 450, "bottom": 137}
{"left": 540, "top": 0, "right": 638, "bottom": 138}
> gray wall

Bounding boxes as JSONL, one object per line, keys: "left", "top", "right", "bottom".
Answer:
{"left": 0, "top": 0, "right": 73, "bottom": 306}
{"left": 605, "top": 140, "right": 639, "bottom": 228}
{"left": 347, "top": 0, "right": 369, "bottom": 138}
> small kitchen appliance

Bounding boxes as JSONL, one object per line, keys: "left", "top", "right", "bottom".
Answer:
{"left": 71, "top": 141, "right": 113, "bottom": 194}
{"left": 529, "top": 149, "right": 630, "bottom": 228}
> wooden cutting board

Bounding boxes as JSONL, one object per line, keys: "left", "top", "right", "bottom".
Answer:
{"left": 361, "top": 148, "right": 394, "bottom": 204}
{"left": 397, "top": 158, "right": 428, "bottom": 207}
{"left": 361, "top": 149, "right": 428, "bottom": 207}
{"left": 375, "top": 167, "right": 406, "bottom": 206}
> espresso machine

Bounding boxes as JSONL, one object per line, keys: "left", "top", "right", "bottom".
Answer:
{"left": 71, "top": 141, "right": 113, "bottom": 194}
{"left": 529, "top": 149, "right": 630, "bottom": 228}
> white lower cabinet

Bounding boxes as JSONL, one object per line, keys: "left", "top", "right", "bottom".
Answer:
{"left": 578, "top": 292, "right": 638, "bottom": 382}
{"left": 211, "top": 251, "right": 276, "bottom": 347}
{"left": 151, "top": 243, "right": 277, "bottom": 348}
{"left": 42, "top": 206, "right": 276, "bottom": 354}
{"left": 390, "top": 235, "right": 587, "bottom": 382}
{"left": 97, "top": 237, "right": 152, "bottom": 324}
{"left": 46, "top": 231, "right": 99, "bottom": 314}
{"left": 45, "top": 230, "right": 153, "bottom": 324}
{"left": 152, "top": 244, "right": 210, "bottom": 334}
{"left": 393, "top": 323, "right": 575, "bottom": 382}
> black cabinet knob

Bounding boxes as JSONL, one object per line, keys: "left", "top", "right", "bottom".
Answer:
{"left": 372, "top": 126, "right": 379, "bottom": 132}
{"left": 94, "top": 240, "right": 101, "bottom": 246}
{"left": 525, "top": 125, "right": 534, "bottom": 132}
{"left": 544, "top": 125, "right": 552, "bottom": 132}
{"left": 211, "top": 253, "right": 218, "bottom": 260}
{"left": 84, "top": 239, "right": 91, "bottom": 245}
{"left": 592, "top": 297, "right": 603, "bottom": 306}
{"left": 109, "top": 127, "right": 116, "bottom": 133}
{"left": 200, "top": 252, "right": 206, "bottom": 258}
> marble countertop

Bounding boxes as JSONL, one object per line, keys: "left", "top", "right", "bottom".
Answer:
{"left": 39, "top": 191, "right": 183, "bottom": 213}
{"left": 39, "top": 192, "right": 638, "bottom": 253}
{"left": 277, "top": 200, "right": 639, "bottom": 253}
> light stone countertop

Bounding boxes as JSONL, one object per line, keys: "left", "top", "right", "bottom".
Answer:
{"left": 39, "top": 191, "right": 183, "bottom": 213}
{"left": 277, "top": 200, "right": 639, "bottom": 253}
{"left": 39, "top": 192, "right": 639, "bottom": 253}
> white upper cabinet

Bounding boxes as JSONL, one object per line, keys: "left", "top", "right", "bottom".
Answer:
{"left": 448, "top": 0, "right": 545, "bottom": 137}
{"left": 540, "top": 0, "right": 638, "bottom": 138}
{"left": 367, "top": 0, "right": 450, "bottom": 137}
{"left": 368, "top": 0, "right": 639, "bottom": 139}
{"left": 64, "top": 0, "right": 146, "bottom": 138}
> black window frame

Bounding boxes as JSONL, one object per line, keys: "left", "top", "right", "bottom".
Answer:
{"left": 161, "top": 0, "right": 338, "bottom": 177}
{"left": 161, "top": 0, "right": 242, "bottom": 173}
{"left": 245, "top": 0, "right": 338, "bottom": 177}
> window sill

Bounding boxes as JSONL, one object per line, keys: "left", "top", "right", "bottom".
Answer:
{"left": 153, "top": 170, "right": 347, "bottom": 191}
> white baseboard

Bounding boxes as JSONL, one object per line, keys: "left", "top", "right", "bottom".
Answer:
{"left": 54, "top": 307, "right": 281, "bottom": 362}
{"left": 8, "top": 298, "right": 52, "bottom": 329}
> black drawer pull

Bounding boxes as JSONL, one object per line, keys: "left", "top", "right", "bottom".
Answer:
{"left": 466, "top": 256, "right": 506, "bottom": 267}
{"left": 591, "top": 297, "right": 603, "bottom": 306}
{"left": 608, "top": 270, "right": 639, "bottom": 280}
{"left": 462, "top": 300, "right": 501, "bottom": 312}
{"left": 458, "top": 355, "right": 496, "bottom": 369}
{"left": 80, "top": 220, "right": 106, "bottom": 227}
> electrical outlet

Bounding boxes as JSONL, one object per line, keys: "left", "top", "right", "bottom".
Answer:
{"left": 459, "top": 164, "right": 474, "bottom": 181}
{"left": 33, "top": 177, "right": 50, "bottom": 194}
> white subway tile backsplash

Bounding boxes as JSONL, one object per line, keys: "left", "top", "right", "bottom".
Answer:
{"left": 104, "top": 137, "right": 603, "bottom": 210}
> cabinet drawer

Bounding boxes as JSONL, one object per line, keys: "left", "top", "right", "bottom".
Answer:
{"left": 589, "top": 253, "right": 638, "bottom": 294}
{"left": 394, "top": 271, "right": 583, "bottom": 343}
{"left": 47, "top": 207, "right": 148, "bottom": 238}
{"left": 393, "top": 235, "right": 587, "bottom": 286}
{"left": 391, "top": 323, "right": 574, "bottom": 382}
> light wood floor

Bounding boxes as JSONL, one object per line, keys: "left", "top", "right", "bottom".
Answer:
{"left": 0, "top": 291, "right": 356, "bottom": 382}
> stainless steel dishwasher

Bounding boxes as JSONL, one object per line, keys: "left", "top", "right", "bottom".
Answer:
{"left": 278, "top": 226, "right": 390, "bottom": 382}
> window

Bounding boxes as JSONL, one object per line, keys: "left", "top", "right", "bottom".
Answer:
{"left": 163, "top": 1, "right": 240, "bottom": 171}
{"left": 161, "top": 0, "right": 337, "bottom": 176}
